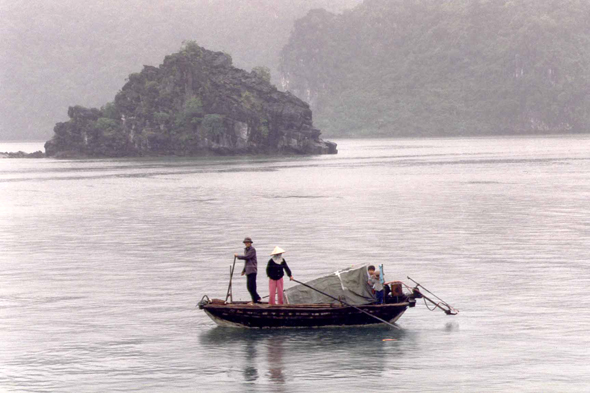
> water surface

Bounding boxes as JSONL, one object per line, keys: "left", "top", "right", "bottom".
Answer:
{"left": 1, "top": 136, "right": 589, "bottom": 392}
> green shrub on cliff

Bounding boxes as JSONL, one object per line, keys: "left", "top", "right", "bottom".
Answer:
{"left": 92, "top": 117, "right": 128, "bottom": 156}
{"left": 101, "top": 103, "right": 120, "bottom": 120}
{"left": 174, "top": 97, "right": 205, "bottom": 132}
{"left": 252, "top": 66, "right": 271, "bottom": 83}
{"left": 95, "top": 117, "right": 119, "bottom": 131}
{"left": 181, "top": 40, "right": 203, "bottom": 56}
{"left": 201, "top": 114, "right": 225, "bottom": 139}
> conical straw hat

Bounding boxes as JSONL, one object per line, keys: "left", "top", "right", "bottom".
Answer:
{"left": 270, "top": 246, "right": 286, "bottom": 256}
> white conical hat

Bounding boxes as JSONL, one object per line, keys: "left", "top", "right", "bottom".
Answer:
{"left": 270, "top": 246, "right": 286, "bottom": 256}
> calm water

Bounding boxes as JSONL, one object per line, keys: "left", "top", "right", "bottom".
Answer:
{"left": 1, "top": 137, "right": 589, "bottom": 392}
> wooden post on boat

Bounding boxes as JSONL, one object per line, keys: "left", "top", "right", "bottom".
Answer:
{"left": 225, "top": 256, "right": 237, "bottom": 303}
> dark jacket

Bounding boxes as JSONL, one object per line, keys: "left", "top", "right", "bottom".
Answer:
{"left": 237, "top": 246, "right": 257, "bottom": 275}
{"left": 266, "top": 258, "right": 292, "bottom": 280}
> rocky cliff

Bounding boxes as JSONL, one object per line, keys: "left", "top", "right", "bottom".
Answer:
{"left": 45, "top": 42, "right": 336, "bottom": 158}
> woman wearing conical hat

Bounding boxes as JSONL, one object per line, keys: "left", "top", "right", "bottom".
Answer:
{"left": 266, "top": 246, "right": 293, "bottom": 305}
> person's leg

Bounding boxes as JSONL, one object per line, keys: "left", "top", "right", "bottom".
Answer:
{"left": 269, "top": 279, "right": 277, "bottom": 305}
{"left": 276, "top": 278, "right": 284, "bottom": 304}
{"left": 376, "top": 290, "right": 384, "bottom": 304}
{"left": 248, "top": 273, "right": 261, "bottom": 303}
{"left": 246, "top": 273, "right": 256, "bottom": 303}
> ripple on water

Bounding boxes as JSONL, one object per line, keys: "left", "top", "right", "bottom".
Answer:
{"left": 1, "top": 136, "right": 590, "bottom": 392}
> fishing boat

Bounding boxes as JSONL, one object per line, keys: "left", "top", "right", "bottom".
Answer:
{"left": 198, "top": 299, "right": 410, "bottom": 329}
{"left": 197, "top": 264, "right": 457, "bottom": 329}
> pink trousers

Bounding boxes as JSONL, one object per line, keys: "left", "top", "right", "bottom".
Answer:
{"left": 269, "top": 278, "right": 284, "bottom": 305}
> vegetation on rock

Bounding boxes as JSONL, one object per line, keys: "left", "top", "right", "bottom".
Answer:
{"left": 45, "top": 43, "right": 336, "bottom": 157}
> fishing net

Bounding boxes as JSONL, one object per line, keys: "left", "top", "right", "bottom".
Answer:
{"left": 284, "top": 265, "right": 375, "bottom": 305}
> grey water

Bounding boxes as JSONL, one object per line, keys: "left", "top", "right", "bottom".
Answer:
{"left": 1, "top": 136, "right": 589, "bottom": 392}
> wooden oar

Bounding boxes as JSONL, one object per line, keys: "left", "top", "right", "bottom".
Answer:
{"left": 225, "top": 256, "right": 237, "bottom": 303}
{"left": 291, "top": 279, "right": 400, "bottom": 330}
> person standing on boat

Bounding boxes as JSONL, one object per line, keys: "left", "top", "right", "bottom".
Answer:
{"left": 235, "top": 237, "right": 261, "bottom": 304}
{"left": 266, "top": 247, "right": 293, "bottom": 305}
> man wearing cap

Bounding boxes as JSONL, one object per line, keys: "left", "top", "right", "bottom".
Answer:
{"left": 234, "top": 237, "right": 261, "bottom": 304}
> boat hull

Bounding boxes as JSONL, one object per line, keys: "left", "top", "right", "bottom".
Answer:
{"left": 201, "top": 301, "right": 408, "bottom": 329}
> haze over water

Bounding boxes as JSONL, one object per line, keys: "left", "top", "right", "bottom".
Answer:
{"left": 1, "top": 136, "right": 589, "bottom": 392}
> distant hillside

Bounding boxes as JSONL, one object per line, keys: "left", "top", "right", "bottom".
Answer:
{"left": 45, "top": 43, "right": 336, "bottom": 158}
{"left": 280, "top": 0, "right": 590, "bottom": 137}
{"left": 1, "top": 0, "right": 362, "bottom": 140}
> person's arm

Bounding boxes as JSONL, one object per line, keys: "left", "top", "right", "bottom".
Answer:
{"left": 235, "top": 248, "right": 255, "bottom": 275}
{"left": 282, "top": 259, "right": 293, "bottom": 280}
{"left": 234, "top": 252, "right": 246, "bottom": 275}
{"left": 235, "top": 247, "right": 255, "bottom": 260}
{"left": 266, "top": 259, "right": 272, "bottom": 278}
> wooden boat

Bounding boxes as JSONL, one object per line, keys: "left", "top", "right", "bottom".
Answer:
{"left": 197, "top": 263, "right": 457, "bottom": 329}
{"left": 198, "top": 298, "right": 411, "bottom": 329}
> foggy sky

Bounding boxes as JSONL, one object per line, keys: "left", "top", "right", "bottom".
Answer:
{"left": 0, "top": 0, "right": 361, "bottom": 141}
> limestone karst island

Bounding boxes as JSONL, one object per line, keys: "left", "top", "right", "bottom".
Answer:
{"left": 44, "top": 42, "right": 337, "bottom": 158}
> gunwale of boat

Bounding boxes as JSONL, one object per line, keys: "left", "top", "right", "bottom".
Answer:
{"left": 204, "top": 300, "right": 410, "bottom": 310}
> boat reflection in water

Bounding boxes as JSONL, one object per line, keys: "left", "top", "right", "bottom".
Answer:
{"left": 198, "top": 327, "right": 411, "bottom": 387}
{"left": 266, "top": 336, "right": 285, "bottom": 384}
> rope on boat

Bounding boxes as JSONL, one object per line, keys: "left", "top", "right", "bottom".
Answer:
{"left": 424, "top": 298, "right": 443, "bottom": 312}
{"left": 407, "top": 276, "right": 459, "bottom": 315}
{"left": 197, "top": 295, "right": 211, "bottom": 309}
{"left": 292, "top": 279, "right": 401, "bottom": 330}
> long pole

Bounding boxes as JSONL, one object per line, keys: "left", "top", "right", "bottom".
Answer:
{"left": 225, "top": 256, "right": 237, "bottom": 303}
{"left": 291, "top": 279, "right": 400, "bottom": 330}
{"left": 407, "top": 276, "right": 458, "bottom": 315}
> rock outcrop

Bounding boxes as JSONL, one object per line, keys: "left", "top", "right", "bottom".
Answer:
{"left": 0, "top": 151, "right": 45, "bottom": 158}
{"left": 45, "top": 42, "right": 337, "bottom": 158}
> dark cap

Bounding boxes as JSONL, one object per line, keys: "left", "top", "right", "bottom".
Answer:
{"left": 243, "top": 237, "right": 253, "bottom": 244}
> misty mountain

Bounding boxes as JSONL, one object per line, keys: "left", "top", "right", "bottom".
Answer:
{"left": 280, "top": 0, "right": 590, "bottom": 137}
{"left": 1, "top": 0, "right": 361, "bottom": 140}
